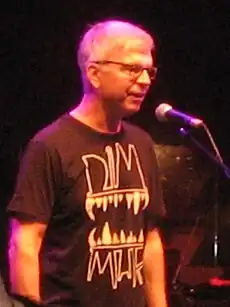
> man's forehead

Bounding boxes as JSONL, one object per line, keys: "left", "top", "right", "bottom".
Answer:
{"left": 110, "top": 43, "right": 153, "bottom": 64}
{"left": 107, "top": 38, "right": 152, "bottom": 56}
{"left": 126, "top": 37, "right": 152, "bottom": 49}
{"left": 118, "top": 37, "right": 152, "bottom": 52}
{"left": 124, "top": 52, "right": 153, "bottom": 66}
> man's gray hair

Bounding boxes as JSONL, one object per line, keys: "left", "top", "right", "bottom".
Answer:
{"left": 77, "top": 19, "right": 155, "bottom": 79}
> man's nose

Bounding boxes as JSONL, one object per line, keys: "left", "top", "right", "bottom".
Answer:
{"left": 136, "top": 69, "right": 152, "bottom": 85}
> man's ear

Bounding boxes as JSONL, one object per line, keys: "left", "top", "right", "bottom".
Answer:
{"left": 86, "top": 63, "right": 100, "bottom": 89}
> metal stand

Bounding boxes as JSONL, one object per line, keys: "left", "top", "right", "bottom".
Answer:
{"left": 169, "top": 123, "right": 230, "bottom": 306}
{"left": 179, "top": 125, "right": 230, "bottom": 267}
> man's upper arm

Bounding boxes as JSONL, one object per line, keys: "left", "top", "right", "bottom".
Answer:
{"left": 8, "top": 218, "right": 47, "bottom": 301}
{"left": 8, "top": 139, "right": 60, "bottom": 223}
{"left": 9, "top": 218, "right": 47, "bottom": 254}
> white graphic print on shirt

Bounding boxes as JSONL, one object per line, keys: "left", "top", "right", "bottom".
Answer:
{"left": 82, "top": 143, "right": 149, "bottom": 289}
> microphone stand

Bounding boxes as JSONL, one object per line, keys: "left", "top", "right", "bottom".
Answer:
{"left": 179, "top": 124, "right": 230, "bottom": 268}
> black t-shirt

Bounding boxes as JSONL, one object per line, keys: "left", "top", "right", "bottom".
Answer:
{"left": 8, "top": 114, "right": 166, "bottom": 307}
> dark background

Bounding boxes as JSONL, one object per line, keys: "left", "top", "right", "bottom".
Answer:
{"left": 1, "top": 0, "right": 230, "bottom": 288}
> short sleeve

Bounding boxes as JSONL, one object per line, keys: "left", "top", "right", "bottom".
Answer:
{"left": 8, "top": 139, "right": 61, "bottom": 223}
{"left": 144, "top": 143, "right": 167, "bottom": 230}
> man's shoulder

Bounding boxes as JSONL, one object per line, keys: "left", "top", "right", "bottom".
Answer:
{"left": 19, "top": 114, "right": 76, "bottom": 157}
{"left": 31, "top": 113, "right": 73, "bottom": 145}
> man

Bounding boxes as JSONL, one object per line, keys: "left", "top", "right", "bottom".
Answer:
{"left": 8, "top": 19, "right": 168, "bottom": 307}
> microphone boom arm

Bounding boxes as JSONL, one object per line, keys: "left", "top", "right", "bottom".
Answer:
{"left": 179, "top": 125, "right": 230, "bottom": 268}
{"left": 179, "top": 127, "right": 230, "bottom": 178}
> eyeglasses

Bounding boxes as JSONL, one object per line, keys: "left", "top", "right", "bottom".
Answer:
{"left": 91, "top": 60, "right": 158, "bottom": 80}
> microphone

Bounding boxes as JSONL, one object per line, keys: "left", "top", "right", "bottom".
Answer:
{"left": 155, "top": 103, "right": 203, "bottom": 128}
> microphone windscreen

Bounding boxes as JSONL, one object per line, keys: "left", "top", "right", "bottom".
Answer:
{"left": 155, "top": 103, "right": 172, "bottom": 122}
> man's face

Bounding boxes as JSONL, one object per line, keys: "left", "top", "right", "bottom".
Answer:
{"left": 88, "top": 39, "right": 155, "bottom": 117}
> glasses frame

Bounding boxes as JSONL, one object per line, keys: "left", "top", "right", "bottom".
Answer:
{"left": 91, "top": 60, "right": 158, "bottom": 80}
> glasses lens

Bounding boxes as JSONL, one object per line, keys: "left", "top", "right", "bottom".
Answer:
{"left": 148, "top": 67, "right": 157, "bottom": 80}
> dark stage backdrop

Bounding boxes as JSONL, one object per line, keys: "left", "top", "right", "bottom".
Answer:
{"left": 1, "top": 0, "right": 230, "bottom": 284}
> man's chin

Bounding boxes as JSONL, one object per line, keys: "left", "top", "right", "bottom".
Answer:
{"left": 127, "top": 97, "right": 143, "bottom": 110}
{"left": 122, "top": 104, "right": 142, "bottom": 118}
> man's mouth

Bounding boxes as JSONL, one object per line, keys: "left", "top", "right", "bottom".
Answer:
{"left": 128, "top": 92, "right": 148, "bottom": 102}
{"left": 128, "top": 93, "right": 146, "bottom": 98}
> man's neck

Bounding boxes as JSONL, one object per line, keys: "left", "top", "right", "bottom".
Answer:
{"left": 69, "top": 94, "right": 122, "bottom": 134}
